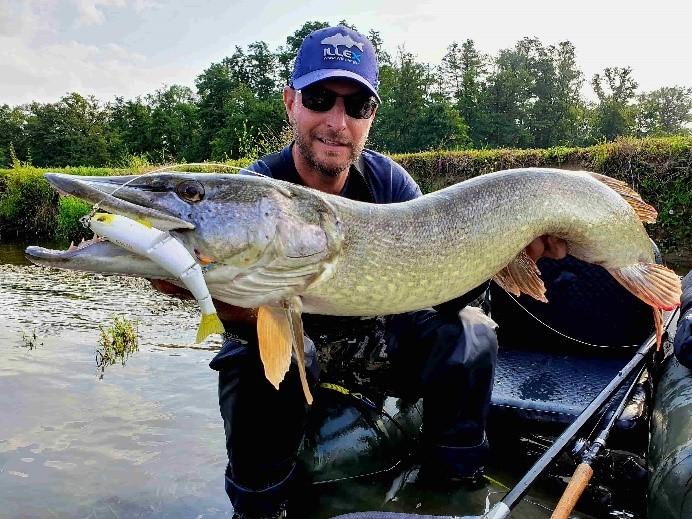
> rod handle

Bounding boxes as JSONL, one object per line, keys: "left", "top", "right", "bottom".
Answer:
{"left": 550, "top": 462, "right": 594, "bottom": 519}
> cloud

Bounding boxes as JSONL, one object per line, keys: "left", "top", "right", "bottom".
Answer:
{"left": 72, "top": 0, "right": 126, "bottom": 27}
{"left": 1, "top": 35, "right": 194, "bottom": 105}
{"left": 131, "top": 0, "right": 163, "bottom": 12}
{"left": 0, "top": 1, "right": 197, "bottom": 105}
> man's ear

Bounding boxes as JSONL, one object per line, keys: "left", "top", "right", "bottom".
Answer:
{"left": 283, "top": 86, "right": 295, "bottom": 115}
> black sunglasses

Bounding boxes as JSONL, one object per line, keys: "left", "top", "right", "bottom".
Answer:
{"left": 296, "top": 86, "right": 378, "bottom": 119}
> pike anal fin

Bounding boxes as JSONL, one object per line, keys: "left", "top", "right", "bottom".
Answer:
{"left": 493, "top": 250, "right": 547, "bottom": 302}
{"left": 256, "top": 301, "right": 314, "bottom": 405}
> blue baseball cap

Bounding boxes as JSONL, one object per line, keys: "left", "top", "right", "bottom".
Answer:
{"left": 291, "top": 26, "right": 381, "bottom": 103}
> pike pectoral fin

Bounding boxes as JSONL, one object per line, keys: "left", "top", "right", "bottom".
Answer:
{"left": 609, "top": 263, "right": 682, "bottom": 350}
{"left": 284, "top": 297, "right": 314, "bottom": 405}
{"left": 257, "top": 306, "right": 292, "bottom": 391}
{"left": 256, "top": 300, "right": 314, "bottom": 405}
{"left": 493, "top": 251, "right": 547, "bottom": 302}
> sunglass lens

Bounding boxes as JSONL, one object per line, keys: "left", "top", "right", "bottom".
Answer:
{"left": 301, "top": 89, "right": 335, "bottom": 112}
{"left": 299, "top": 88, "right": 377, "bottom": 119}
{"left": 345, "top": 97, "right": 376, "bottom": 119}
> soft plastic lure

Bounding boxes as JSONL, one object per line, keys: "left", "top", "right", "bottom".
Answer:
{"left": 88, "top": 212, "right": 224, "bottom": 343}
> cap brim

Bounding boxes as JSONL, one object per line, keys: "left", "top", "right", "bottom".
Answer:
{"left": 292, "top": 69, "right": 381, "bottom": 103}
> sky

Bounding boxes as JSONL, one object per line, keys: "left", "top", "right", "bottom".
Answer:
{"left": 2, "top": 0, "right": 691, "bottom": 106}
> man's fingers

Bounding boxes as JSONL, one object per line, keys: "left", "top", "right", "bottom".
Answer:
{"left": 524, "top": 236, "right": 569, "bottom": 262}
{"left": 543, "top": 236, "right": 568, "bottom": 259}
{"left": 149, "top": 279, "right": 194, "bottom": 299}
{"left": 525, "top": 238, "right": 545, "bottom": 262}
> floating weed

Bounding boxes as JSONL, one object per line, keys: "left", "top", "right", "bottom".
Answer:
{"left": 20, "top": 330, "right": 43, "bottom": 350}
{"left": 95, "top": 315, "right": 140, "bottom": 379}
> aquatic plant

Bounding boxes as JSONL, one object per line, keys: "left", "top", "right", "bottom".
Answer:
{"left": 20, "top": 329, "right": 43, "bottom": 350}
{"left": 95, "top": 315, "right": 140, "bottom": 379}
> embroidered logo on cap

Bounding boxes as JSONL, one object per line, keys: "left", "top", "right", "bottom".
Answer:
{"left": 320, "top": 32, "right": 364, "bottom": 64}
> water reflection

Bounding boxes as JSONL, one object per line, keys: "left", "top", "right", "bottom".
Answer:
{"left": 1, "top": 261, "right": 229, "bottom": 519}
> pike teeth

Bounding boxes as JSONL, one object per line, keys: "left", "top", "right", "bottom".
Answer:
{"left": 67, "top": 234, "right": 103, "bottom": 251}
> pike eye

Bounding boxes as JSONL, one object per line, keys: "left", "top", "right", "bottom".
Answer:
{"left": 176, "top": 181, "right": 205, "bottom": 202}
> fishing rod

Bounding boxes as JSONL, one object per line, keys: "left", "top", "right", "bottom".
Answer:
{"left": 329, "top": 309, "right": 678, "bottom": 519}
{"left": 550, "top": 362, "right": 647, "bottom": 519}
{"left": 480, "top": 308, "right": 678, "bottom": 519}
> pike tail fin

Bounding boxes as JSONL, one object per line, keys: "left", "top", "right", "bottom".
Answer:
{"left": 609, "top": 263, "right": 682, "bottom": 350}
{"left": 608, "top": 263, "right": 681, "bottom": 311}
{"left": 587, "top": 172, "right": 658, "bottom": 224}
{"left": 196, "top": 312, "right": 225, "bottom": 343}
{"left": 493, "top": 250, "right": 547, "bottom": 302}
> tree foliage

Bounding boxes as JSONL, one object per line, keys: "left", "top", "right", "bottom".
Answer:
{"left": 1, "top": 22, "right": 690, "bottom": 168}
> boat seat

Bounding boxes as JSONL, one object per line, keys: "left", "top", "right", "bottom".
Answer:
{"left": 490, "top": 343, "right": 648, "bottom": 436}
{"left": 486, "top": 256, "right": 656, "bottom": 449}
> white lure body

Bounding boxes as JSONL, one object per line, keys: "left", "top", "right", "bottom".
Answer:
{"left": 88, "top": 213, "right": 224, "bottom": 342}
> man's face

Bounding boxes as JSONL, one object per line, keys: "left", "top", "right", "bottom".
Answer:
{"left": 284, "top": 79, "right": 377, "bottom": 177}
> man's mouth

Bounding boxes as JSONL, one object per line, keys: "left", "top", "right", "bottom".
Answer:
{"left": 317, "top": 136, "right": 350, "bottom": 148}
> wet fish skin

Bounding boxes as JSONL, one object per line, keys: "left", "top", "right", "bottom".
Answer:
{"left": 26, "top": 168, "right": 681, "bottom": 316}
{"left": 25, "top": 167, "right": 682, "bottom": 401}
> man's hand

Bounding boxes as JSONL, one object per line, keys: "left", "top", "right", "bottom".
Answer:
{"left": 149, "top": 279, "right": 258, "bottom": 324}
{"left": 525, "top": 235, "right": 568, "bottom": 262}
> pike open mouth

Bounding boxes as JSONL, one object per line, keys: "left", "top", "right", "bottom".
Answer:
{"left": 67, "top": 235, "right": 104, "bottom": 252}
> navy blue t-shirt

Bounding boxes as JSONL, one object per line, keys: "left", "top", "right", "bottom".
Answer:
{"left": 243, "top": 144, "right": 422, "bottom": 204}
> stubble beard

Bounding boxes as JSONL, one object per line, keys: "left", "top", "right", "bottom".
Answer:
{"left": 292, "top": 122, "right": 363, "bottom": 178}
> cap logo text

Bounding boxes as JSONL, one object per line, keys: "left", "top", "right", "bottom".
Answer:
{"left": 320, "top": 32, "right": 364, "bottom": 64}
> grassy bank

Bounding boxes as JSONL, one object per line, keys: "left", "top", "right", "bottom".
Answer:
{"left": 1, "top": 137, "right": 690, "bottom": 252}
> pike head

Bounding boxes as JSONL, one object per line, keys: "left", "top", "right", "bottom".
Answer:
{"left": 26, "top": 172, "right": 344, "bottom": 309}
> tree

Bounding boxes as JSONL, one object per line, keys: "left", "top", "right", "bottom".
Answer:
{"left": 438, "top": 40, "right": 489, "bottom": 147}
{"left": 0, "top": 104, "right": 28, "bottom": 167}
{"left": 210, "top": 85, "right": 285, "bottom": 160}
{"left": 276, "top": 21, "right": 331, "bottom": 86}
{"left": 246, "top": 41, "right": 280, "bottom": 99}
{"left": 524, "top": 39, "right": 585, "bottom": 148}
{"left": 24, "top": 93, "right": 110, "bottom": 167}
{"left": 370, "top": 48, "right": 469, "bottom": 153}
{"left": 589, "top": 67, "right": 638, "bottom": 142}
{"left": 635, "top": 86, "right": 692, "bottom": 136}
{"left": 195, "top": 58, "right": 243, "bottom": 159}
{"left": 108, "top": 96, "right": 154, "bottom": 161}
{"left": 370, "top": 48, "right": 429, "bottom": 152}
{"left": 147, "top": 85, "right": 200, "bottom": 163}
{"left": 477, "top": 45, "right": 534, "bottom": 148}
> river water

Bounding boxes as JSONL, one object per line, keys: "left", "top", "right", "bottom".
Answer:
{"left": 1, "top": 242, "right": 688, "bottom": 519}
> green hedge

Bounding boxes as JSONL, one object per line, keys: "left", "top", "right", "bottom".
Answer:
{"left": 1, "top": 139, "right": 690, "bottom": 252}
{"left": 391, "top": 136, "right": 692, "bottom": 252}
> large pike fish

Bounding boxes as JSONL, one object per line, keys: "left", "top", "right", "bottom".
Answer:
{"left": 26, "top": 168, "right": 682, "bottom": 403}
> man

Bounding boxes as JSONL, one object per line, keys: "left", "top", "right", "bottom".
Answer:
{"left": 156, "top": 25, "right": 566, "bottom": 519}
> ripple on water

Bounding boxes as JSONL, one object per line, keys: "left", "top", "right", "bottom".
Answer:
{"left": 0, "top": 264, "right": 223, "bottom": 349}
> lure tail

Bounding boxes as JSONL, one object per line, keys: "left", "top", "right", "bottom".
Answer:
{"left": 196, "top": 312, "right": 226, "bottom": 343}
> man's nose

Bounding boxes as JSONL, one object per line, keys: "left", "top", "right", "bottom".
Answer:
{"left": 325, "top": 97, "right": 348, "bottom": 128}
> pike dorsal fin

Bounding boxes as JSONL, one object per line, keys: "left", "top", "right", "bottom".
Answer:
{"left": 587, "top": 172, "right": 658, "bottom": 224}
{"left": 493, "top": 250, "right": 547, "bottom": 302}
